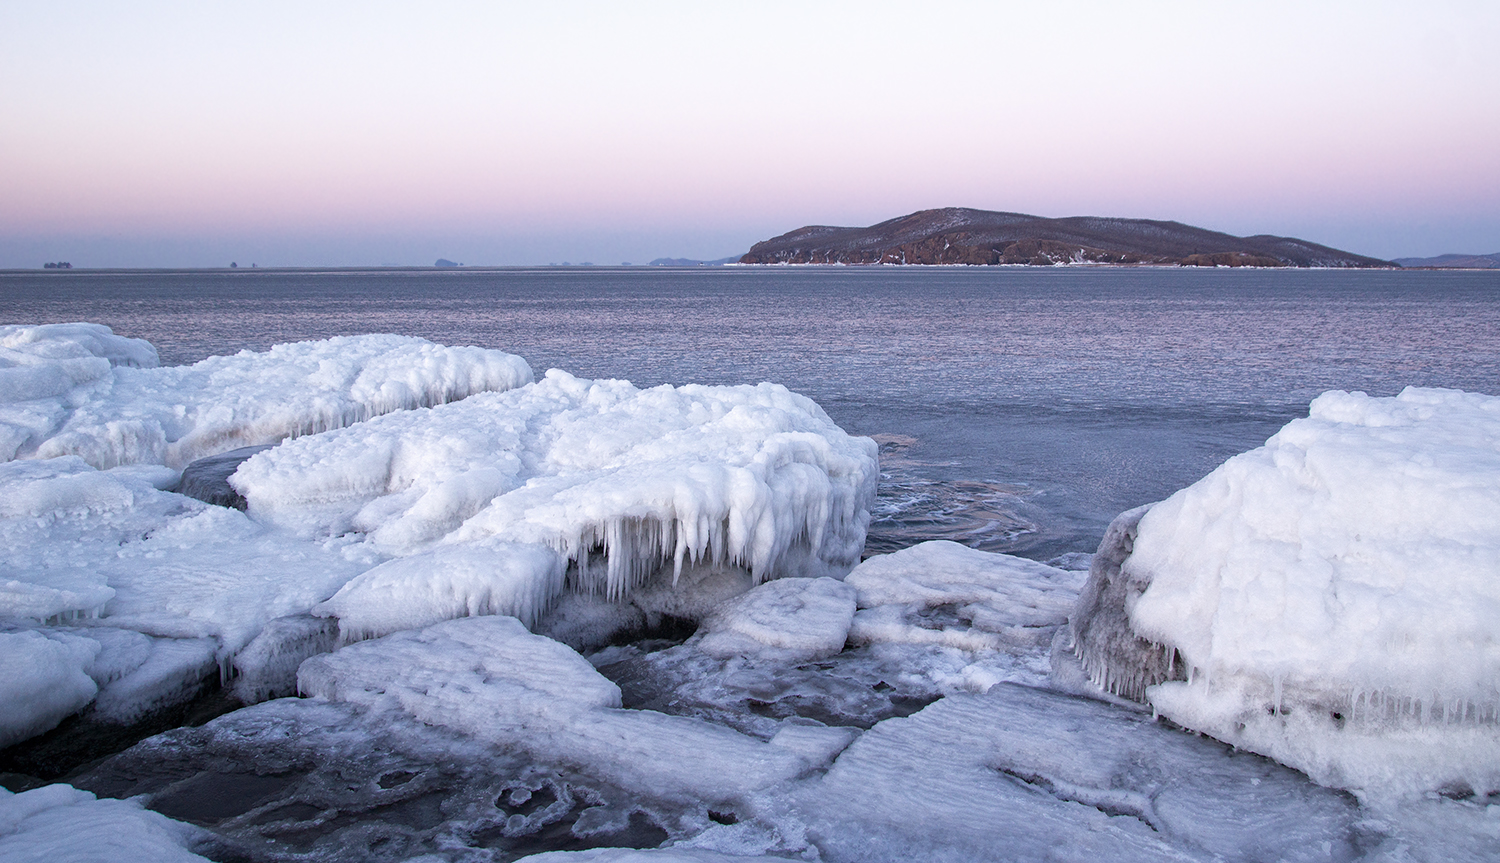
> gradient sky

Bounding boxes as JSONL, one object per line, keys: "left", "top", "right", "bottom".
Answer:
{"left": 2, "top": 1, "right": 1497, "bottom": 266}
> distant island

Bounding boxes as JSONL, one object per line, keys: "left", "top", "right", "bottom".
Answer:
{"left": 648, "top": 256, "right": 741, "bottom": 267}
{"left": 739, "top": 208, "right": 1393, "bottom": 268}
{"left": 1393, "top": 252, "right": 1500, "bottom": 269}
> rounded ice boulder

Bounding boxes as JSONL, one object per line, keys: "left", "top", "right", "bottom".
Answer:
{"left": 1074, "top": 387, "right": 1500, "bottom": 798}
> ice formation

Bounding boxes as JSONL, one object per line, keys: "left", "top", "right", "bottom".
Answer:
{"left": 1075, "top": 387, "right": 1500, "bottom": 798}
{"left": 1068, "top": 504, "right": 1179, "bottom": 703}
{"left": 797, "top": 685, "right": 1365, "bottom": 863}
{"left": 0, "top": 455, "right": 365, "bottom": 738}
{"left": 516, "top": 851, "right": 757, "bottom": 862}
{"left": 0, "top": 783, "right": 209, "bottom": 862}
{"left": 693, "top": 577, "right": 856, "bottom": 662}
{"left": 0, "top": 630, "right": 100, "bottom": 747}
{"left": 299, "top": 616, "right": 822, "bottom": 805}
{"left": 592, "top": 542, "right": 1087, "bottom": 743}
{"left": 847, "top": 540, "right": 1082, "bottom": 653}
{"left": 1, "top": 324, "right": 532, "bottom": 468}
{"left": 239, "top": 369, "right": 878, "bottom": 640}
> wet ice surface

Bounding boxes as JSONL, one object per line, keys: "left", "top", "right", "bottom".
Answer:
{"left": 26, "top": 543, "right": 1494, "bottom": 862}
{"left": 69, "top": 699, "right": 693, "bottom": 862}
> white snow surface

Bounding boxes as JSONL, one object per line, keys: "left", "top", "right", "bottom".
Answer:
{"left": 1122, "top": 387, "right": 1500, "bottom": 798}
{"left": 0, "top": 783, "right": 210, "bottom": 863}
{"left": 241, "top": 369, "right": 877, "bottom": 640}
{"left": 1, "top": 325, "right": 532, "bottom": 468}
{"left": 299, "top": 615, "right": 819, "bottom": 805}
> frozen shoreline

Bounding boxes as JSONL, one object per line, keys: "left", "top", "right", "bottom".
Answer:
{"left": 3, "top": 325, "right": 1498, "bottom": 862}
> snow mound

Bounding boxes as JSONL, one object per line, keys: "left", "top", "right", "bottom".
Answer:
{"left": 693, "top": 576, "right": 856, "bottom": 661}
{"left": 0, "top": 783, "right": 209, "bottom": 863}
{"left": 300, "top": 615, "right": 817, "bottom": 805}
{"left": 2, "top": 326, "right": 532, "bottom": 468}
{"left": 240, "top": 369, "right": 877, "bottom": 640}
{"left": 1085, "top": 387, "right": 1500, "bottom": 798}
{"left": 0, "top": 457, "right": 365, "bottom": 650}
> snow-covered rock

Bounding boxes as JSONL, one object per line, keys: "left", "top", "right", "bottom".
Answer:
{"left": 1, "top": 326, "right": 532, "bottom": 468}
{"left": 1074, "top": 387, "right": 1500, "bottom": 798}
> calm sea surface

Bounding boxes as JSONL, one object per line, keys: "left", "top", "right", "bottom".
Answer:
{"left": 4, "top": 266, "right": 1498, "bottom": 560}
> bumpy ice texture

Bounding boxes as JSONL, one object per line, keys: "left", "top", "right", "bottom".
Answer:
{"left": 0, "top": 455, "right": 364, "bottom": 738}
{"left": 1084, "top": 387, "right": 1500, "bottom": 798}
{"left": 299, "top": 616, "right": 821, "bottom": 805}
{"left": 693, "top": 577, "right": 856, "bottom": 662}
{"left": 1, "top": 324, "right": 532, "bottom": 468}
{"left": 797, "top": 685, "right": 1364, "bottom": 863}
{"left": 237, "top": 369, "right": 878, "bottom": 641}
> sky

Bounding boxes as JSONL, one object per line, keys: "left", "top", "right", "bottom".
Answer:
{"left": 1, "top": 1, "right": 1497, "bottom": 267}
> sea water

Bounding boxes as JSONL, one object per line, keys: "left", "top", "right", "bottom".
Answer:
{"left": 4, "top": 265, "right": 1497, "bottom": 559}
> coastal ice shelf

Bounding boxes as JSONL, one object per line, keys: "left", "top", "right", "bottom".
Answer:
{"left": 5, "top": 324, "right": 1499, "bottom": 862}
{"left": 1, "top": 324, "right": 877, "bottom": 748}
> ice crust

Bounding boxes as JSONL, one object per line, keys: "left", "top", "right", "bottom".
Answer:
{"left": 798, "top": 685, "right": 1367, "bottom": 863}
{"left": 595, "top": 542, "right": 1086, "bottom": 743}
{"left": 240, "top": 369, "right": 878, "bottom": 641}
{"left": 1079, "top": 388, "right": 1500, "bottom": 798}
{"left": 1, "top": 325, "right": 532, "bottom": 468}
{"left": 694, "top": 577, "right": 856, "bottom": 662}
{"left": 0, "top": 455, "right": 364, "bottom": 739}
{"left": 0, "top": 783, "right": 209, "bottom": 862}
{"left": 299, "top": 616, "right": 818, "bottom": 805}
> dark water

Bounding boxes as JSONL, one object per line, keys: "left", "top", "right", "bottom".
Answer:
{"left": 4, "top": 266, "right": 1498, "bottom": 559}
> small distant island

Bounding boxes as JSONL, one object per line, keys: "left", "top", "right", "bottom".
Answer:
{"left": 1392, "top": 252, "right": 1500, "bottom": 269}
{"left": 42, "top": 261, "right": 72, "bottom": 269}
{"left": 648, "top": 256, "right": 741, "bottom": 267}
{"left": 739, "top": 208, "right": 1394, "bottom": 268}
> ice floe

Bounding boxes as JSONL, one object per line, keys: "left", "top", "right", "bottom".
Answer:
{"left": 1073, "top": 387, "right": 1500, "bottom": 799}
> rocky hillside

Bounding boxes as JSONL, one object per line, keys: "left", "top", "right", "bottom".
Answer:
{"left": 1393, "top": 253, "right": 1500, "bottom": 269}
{"left": 740, "top": 208, "right": 1393, "bottom": 268}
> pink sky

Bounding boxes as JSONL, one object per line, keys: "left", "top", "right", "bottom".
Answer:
{"left": 2, "top": 1, "right": 1497, "bottom": 266}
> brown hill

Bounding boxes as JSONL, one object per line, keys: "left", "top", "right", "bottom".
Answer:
{"left": 740, "top": 208, "right": 1393, "bottom": 268}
